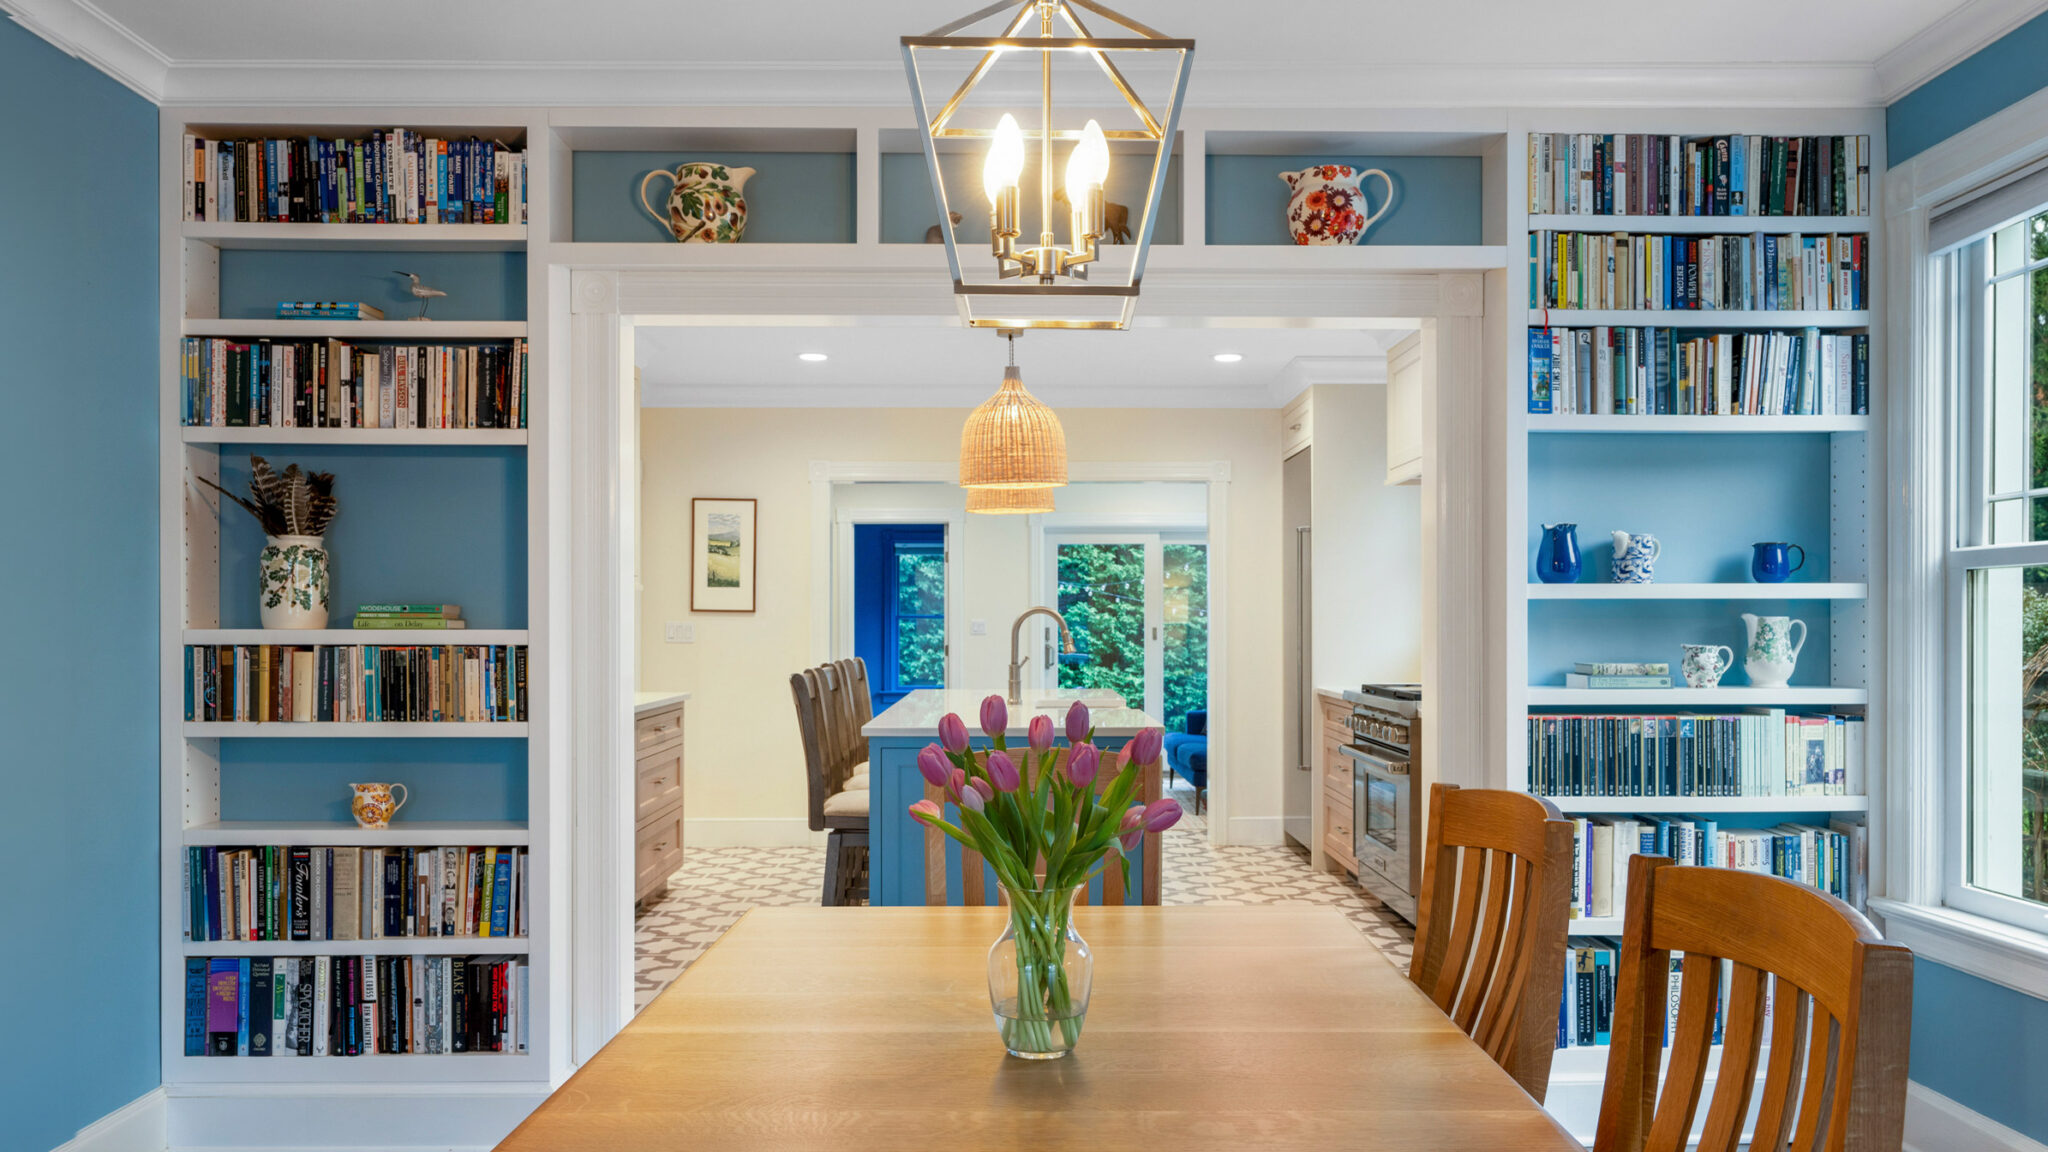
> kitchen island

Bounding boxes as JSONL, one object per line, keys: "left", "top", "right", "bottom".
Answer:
{"left": 862, "top": 688, "right": 1163, "bottom": 906}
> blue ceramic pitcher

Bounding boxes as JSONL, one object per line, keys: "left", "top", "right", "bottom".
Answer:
{"left": 1538, "top": 523, "right": 1581, "bottom": 584}
{"left": 1752, "top": 541, "right": 1806, "bottom": 583}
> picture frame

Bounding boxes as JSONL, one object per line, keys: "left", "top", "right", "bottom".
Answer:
{"left": 691, "top": 497, "right": 757, "bottom": 613}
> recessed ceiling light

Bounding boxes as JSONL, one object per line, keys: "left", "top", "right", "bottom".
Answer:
{"left": 798, "top": 352, "right": 829, "bottom": 362}
{"left": 1213, "top": 353, "right": 1243, "bottom": 363}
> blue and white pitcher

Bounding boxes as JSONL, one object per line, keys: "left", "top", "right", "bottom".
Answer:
{"left": 1610, "top": 531, "right": 1662, "bottom": 584}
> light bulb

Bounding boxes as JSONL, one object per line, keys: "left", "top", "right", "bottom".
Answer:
{"left": 983, "top": 113, "right": 1025, "bottom": 207}
{"left": 1065, "top": 119, "right": 1109, "bottom": 205}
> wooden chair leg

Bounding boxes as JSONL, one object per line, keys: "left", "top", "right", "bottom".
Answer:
{"left": 822, "top": 831, "right": 842, "bottom": 907}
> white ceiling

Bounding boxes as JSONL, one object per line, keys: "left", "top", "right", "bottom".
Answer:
{"left": 9, "top": 0, "right": 2045, "bottom": 106}
{"left": 634, "top": 324, "right": 1393, "bottom": 408}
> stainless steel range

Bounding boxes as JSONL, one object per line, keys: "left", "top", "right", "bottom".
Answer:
{"left": 1341, "top": 683, "right": 1423, "bottom": 924}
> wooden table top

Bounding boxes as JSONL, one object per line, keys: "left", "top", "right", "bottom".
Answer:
{"left": 496, "top": 906, "right": 1584, "bottom": 1151}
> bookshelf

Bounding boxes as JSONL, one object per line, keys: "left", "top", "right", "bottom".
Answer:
{"left": 158, "top": 108, "right": 557, "bottom": 1119}
{"left": 1506, "top": 115, "right": 1884, "bottom": 1140}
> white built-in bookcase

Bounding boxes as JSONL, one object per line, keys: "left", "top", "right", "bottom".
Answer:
{"left": 156, "top": 107, "right": 560, "bottom": 1113}
{"left": 1501, "top": 110, "right": 1885, "bottom": 1136}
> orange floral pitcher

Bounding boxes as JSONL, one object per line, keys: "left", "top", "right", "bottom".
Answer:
{"left": 350, "top": 782, "right": 408, "bottom": 828}
{"left": 1280, "top": 164, "right": 1394, "bottom": 245}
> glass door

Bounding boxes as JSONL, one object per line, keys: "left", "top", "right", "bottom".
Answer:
{"left": 1044, "top": 534, "right": 1207, "bottom": 733}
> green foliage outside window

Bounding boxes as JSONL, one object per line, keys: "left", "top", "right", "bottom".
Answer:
{"left": 896, "top": 548, "right": 946, "bottom": 689}
{"left": 1054, "top": 542, "right": 1208, "bottom": 734}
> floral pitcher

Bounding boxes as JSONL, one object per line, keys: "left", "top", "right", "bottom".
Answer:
{"left": 259, "top": 534, "right": 330, "bottom": 629}
{"left": 350, "top": 782, "right": 408, "bottom": 829}
{"left": 1610, "top": 531, "right": 1662, "bottom": 584}
{"left": 1742, "top": 613, "right": 1807, "bottom": 689}
{"left": 1280, "top": 164, "right": 1393, "bottom": 245}
{"left": 639, "top": 162, "right": 755, "bottom": 243}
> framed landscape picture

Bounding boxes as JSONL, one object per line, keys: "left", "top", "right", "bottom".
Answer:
{"left": 691, "top": 497, "right": 757, "bottom": 613}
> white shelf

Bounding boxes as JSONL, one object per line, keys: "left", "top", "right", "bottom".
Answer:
{"left": 1567, "top": 917, "right": 1624, "bottom": 936}
{"left": 1528, "top": 309, "right": 1869, "bottom": 327}
{"left": 1527, "top": 582, "right": 1867, "bottom": 600}
{"left": 1527, "top": 414, "right": 1870, "bottom": 434}
{"left": 1542, "top": 795, "right": 1868, "bottom": 814}
{"left": 168, "top": 1051, "right": 545, "bottom": 1085}
{"left": 184, "top": 722, "right": 529, "bottom": 738}
{"left": 185, "top": 629, "right": 529, "bottom": 645}
{"left": 1529, "top": 214, "right": 1870, "bottom": 233}
{"left": 182, "top": 319, "right": 528, "bottom": 339}
{"left": 181, "top": 427, "right": 528, "bottom": 446}
{"left": 183, "top": 937, "right": 530, "bottom": 956}
{"left": 182, "top": 222, "right": 527, "bottom": 250}
{"left": 1526, "top": 687, "right": 1867, "bottom": 706}
{"left": 184, "top": 820, "right": 530, "bottom": 845}
{"left": 554, "top": 240, "right": 1512, "bottom": 273}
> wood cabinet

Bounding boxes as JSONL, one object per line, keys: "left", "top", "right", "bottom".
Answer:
{"left": 634, "top": 700, "right": 686, "bottom": 907}
{"left": 1315, "top": 692, "right": 1356, "bottom": 875}
{"left": 1385, "top": 333, "right": 1422, "bottom": 486}
{"left": 1281, "top": 389, "right": 1313, "bottom": 457}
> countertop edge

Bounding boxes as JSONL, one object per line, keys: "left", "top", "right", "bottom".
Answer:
{"left": 634, "top": 690, "right": 692, "bottom": 715}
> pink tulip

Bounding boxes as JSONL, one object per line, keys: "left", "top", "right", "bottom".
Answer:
{"left": 1028, "top": 713, "right": 1055, "bottom": 753}
{"left": 1142, "top": 797, "right": 1183, "bottom": 832}
{"left": 979, "top": 694, "right": 1008, "bottom": 738}
{"left": 1118, "top": 804, "right": 1146, "bottom": 851}
{"left": 909, "top": 799, "right": 942, "bottom": 823}
{"left": 1126, "top": 727, "right": 1164, "bottom": 768}
{"left": 958, "top": 785, "right": 985, "bottom": 813}
{"left": 1064, "top": 743, "right": 1100, "bottom": 788}
{"left": 946, "top": 767, "right": 967, "bottom": 803}
{"left": 1065, "top": 700, "right": 1091, "bottom": 743}
{"left": 917, "top": 744, "right": 950, "bottom": 788}
{"left": 938, "top": 713, "right": 970, "bottom": 754}
{"left": 967, "top": 777, "right": 994, "bottom": 803}
{"left": 987, "top": 750, "right": 1021, "bottom": 792}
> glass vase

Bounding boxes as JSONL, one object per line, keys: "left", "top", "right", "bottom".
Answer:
{"left": 987, "top": 884, "right": 1092, "bottom": 1059}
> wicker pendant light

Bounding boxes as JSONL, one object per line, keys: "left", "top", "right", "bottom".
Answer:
{"left": 966, "top": 485, "right": 1055, "bottom": 515}
{"left": 959, "top": 332, "right": 1067, "bottom": 494}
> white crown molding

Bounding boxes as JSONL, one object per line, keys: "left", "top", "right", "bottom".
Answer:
{"left": 1905, "top": 1082, "right": 2048, "bottom": 1152}
{"left": 0, "top": 0, "right": 166, "bottom": 101}
{"left": 1264, "top": 354, "right": 1391, "bottom": 407}
{"left": 1876, "top": 0, "right": 2048, "bottom": 103}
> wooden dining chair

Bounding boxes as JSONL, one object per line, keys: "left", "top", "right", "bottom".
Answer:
{"left": 1408, "top": 782, "right": 1575, "bottom": 1102}
{"left": 1594, "top": 855, "right": 1912, "bottom": 1152}
{"left": 920, "top": 746, "right": 1164, "bottom": 907}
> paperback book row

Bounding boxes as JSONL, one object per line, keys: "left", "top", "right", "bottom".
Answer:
{"left": 180, "top": 132, "right": 526, "bottom": 224}
{"left": 180, "top": 338, "right": 529, "bottom": 431}
{"left": 1569, "top": 815, "right": 1868, "bottom": 920}
{"left": 1528, "top": 327, "right": 1869, "bottom": 416}
{"left": 184, "top": 845, "right": 527, "bottom": 943}
{"left": 1528, "top": 133, "right": 1872, "bottom": 218}
{"left": 353, "top": 603, "right": 468, "bottom": 630}
{"left": 1557, "top": 945, "right": 1783, "bottom": 1051}
{"left": 1526, "top": 711, "right": 1864, "bottom": 798}
{"left": 183, "top": 645, "right": 528, "bottom": 724}
{"left": 1530, "top": 230, "right": 1867, "bottom": 312}
{"left": 184, "top": 954, "right": 527, "bottom": 1056}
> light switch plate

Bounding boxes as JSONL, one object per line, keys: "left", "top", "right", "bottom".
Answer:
{"left": 665, "top": 622, "right": 695, "bottom": 643}
{"left": 970, "top": 619, "right": 988, "bottom": 636}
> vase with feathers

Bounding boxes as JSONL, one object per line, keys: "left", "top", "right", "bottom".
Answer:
{"left": 200, "top": 457, "right": 338, "bottom": 629}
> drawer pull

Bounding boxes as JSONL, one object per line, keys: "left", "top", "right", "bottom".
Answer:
{"left": 652, "top": 840, "right": 669, "bottom": 852}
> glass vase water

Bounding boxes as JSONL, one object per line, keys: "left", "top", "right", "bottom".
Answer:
{"left": 988, "top": 884, "right": 1092, "bottom": 1058}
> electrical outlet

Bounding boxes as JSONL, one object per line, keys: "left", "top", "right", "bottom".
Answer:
{"left": 665, "top": 622, "right": 695, "bottom": 644}
{"left": 970, "top": 619, "right": 988, "bottom": 636}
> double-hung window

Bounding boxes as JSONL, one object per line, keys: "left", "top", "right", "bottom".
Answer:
{"left": 1942, "top": 188, "right": 2048, "bottom": 935}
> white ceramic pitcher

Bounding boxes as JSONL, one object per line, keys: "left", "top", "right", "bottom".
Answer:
{"left": 1742, "top": 613, "right": 1806, "bottom": 689}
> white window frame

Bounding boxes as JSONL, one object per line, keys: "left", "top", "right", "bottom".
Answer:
{"left": 1880, "top": 85, "right": 2048, "bottom": 999}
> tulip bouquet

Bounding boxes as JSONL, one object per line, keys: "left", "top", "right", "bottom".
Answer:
{"left": 909, "top": 693, "right": 1179, "bottom": 1058}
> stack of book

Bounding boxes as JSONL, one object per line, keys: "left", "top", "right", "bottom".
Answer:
{"left": 1529, "top": 327, "right": 1869, "bottom": 416}
{"left": 1527, "top": 133, "right": 1871, "bottom": 217}
{"left": 1568, "top": 815, "right": 1867, "bottom": 919}
{"left": 180, "top": 338, "right": 529, "bottom": 430}
{"left": 1527, "top": 711, "right": 1865, "bottom": 797}
{"left": 353, "top": 604, "right": 465, "bottom": 630}
{"left": 276, "top": 302, "right": 384, "bottom": 321}
{"left": 184, "top": 844, "right": 526, "bottom": 942}
{"left": 180, "top": 131, "right": 527, "bottom": 224}
{"left": 184, "top": 954, "right": 527, "bottom": 1056}
{"left": 1563, "top": 662, "right": 1671, "bottom": 689}
{"left": 183, "top": 644, "right": 527, "bottom": 724}
{"left": 1529, "top": 230, "right": 1868, "bottom": 311}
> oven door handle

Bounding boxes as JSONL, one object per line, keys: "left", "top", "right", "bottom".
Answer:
{"left": 1340, "top": 743, "right": 1407, "bottom": 772}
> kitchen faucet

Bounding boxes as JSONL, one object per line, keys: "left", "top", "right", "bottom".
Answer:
{"left": 1008, "top": 606, "right": 1076, "bottom": 705}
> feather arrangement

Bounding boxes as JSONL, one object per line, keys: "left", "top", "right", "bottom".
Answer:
{"left": 199, "top": 456, "right": 338, "bottom": 537}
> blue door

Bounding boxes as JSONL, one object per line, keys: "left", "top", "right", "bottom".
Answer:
{"left": 853, "top": 524, "right": 946, "bottom": 712}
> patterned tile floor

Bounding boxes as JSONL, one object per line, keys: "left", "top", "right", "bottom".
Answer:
{"left": 634, "top": 784, "right": 1414, "bottom": 1010}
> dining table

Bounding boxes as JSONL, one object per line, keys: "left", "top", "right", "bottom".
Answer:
{"left": 495, "top": 905, "right": 1587, "bottom": 1151}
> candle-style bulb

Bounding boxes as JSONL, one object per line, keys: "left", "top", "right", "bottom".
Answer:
{"left": 983, "top": 113, "right": 1025, "bottom": 206}
{"left": 1064, "top": 119, "right": 1109, "bottom": 206}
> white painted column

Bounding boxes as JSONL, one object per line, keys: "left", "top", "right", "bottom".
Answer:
{"left": 1421, "top": 275, "right": 1495, "bottom": 796}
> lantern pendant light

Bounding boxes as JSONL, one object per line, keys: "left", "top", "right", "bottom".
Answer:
{"left": 903, "top": 0, "right": 1193, "bottom": 331}
{"left": 960, "top": 331, "right": 1067, "bottom": 508}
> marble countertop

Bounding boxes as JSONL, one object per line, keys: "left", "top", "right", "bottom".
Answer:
{"left": 862, "top": 688, "right": 1159, "bottom": 739}
{"left": 634, "top": 690, "right": 691, "bottom": 715}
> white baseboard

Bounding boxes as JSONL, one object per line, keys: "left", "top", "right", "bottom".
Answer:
{"left": 1907, "top": 1082, "right": 2048, "bottom": 1152}
{"left": 1226, "top": 815, "right": 1285, "bottom": 845}
{"left": 683, "top": 816, "right": 829, "bottom": 848}
{"left": 166, "top": 1087, "right": 546, "bottom": 1151}
{"left": 53, "top": 1088, "right": 167, "bottom": 1152}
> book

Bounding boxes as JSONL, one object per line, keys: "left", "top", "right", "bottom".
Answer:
{"left": 185, "top": 957, "right": 208, "bottom": 1056}
{"left": 1528, "top": 326, "right": 1867, "bottom": 416}
{"left": 186, "top": 844, "right": 526, "bottom": 941}
{"left": 181, "top": 132, "right": 527, "bottom": 224}
{"left": 1573, "top": 662, "right": 1669, "bottom": 676}
{"left": 1564, "top": 674, "right": 1672, "bottom": 689}
{"left": 1530, "top": 231, "right": 1863, "bottom": 313}
{"left": 352, "top": 617, "right": 468, "bottom": 630}
{"left": 1528, "top": 711, "right": 1859, "bottom": 798}
{"left": 276, "top": 302, "right": 385, "bottom": 320}
{"left": 1528, "top": 133, "right": 1868, "bottom": 217}
{"left": 207, "top": 958, "right": 240, "bottom": 1055}
{"left": 184, "top": 643, "right": 527, "bottom": 724}
{"left": 180, "top": 339, "right": 527, "bottom": 431}
{"left": 357, "top": 604, "right": 462, "bottom": 617}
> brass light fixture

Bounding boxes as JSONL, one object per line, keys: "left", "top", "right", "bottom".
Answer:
{"left": 903, "top": 0, "right": 1193, "bottom": 331}
{"left": 960, "top": 331, "right": 1066, "bottom": 512}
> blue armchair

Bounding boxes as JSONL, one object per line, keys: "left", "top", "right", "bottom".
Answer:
{"left": 1163, "top": 710, "right": 1208, "bottom": 814}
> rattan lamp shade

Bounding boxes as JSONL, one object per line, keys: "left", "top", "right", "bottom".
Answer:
{"left": 966, "top": 486, "right": 1055, "bottom": 515}
{"left": 959, "top": 366, "right": 1067, "bottom": 491}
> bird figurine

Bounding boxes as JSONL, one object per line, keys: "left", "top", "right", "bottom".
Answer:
{"left": 393, "top": 271, "right": 446, "bottom": 321}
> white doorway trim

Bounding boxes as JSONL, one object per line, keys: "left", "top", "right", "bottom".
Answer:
{"left": 828, "top": 502, "right": 968, "bottom": 692}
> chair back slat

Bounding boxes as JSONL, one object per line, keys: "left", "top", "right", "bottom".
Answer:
{"left": 790, "top": 669, "right": 830, "bottom": 832}
{"left": 1410, "top": 783, "right": 1574, "bottom": 1102}
{"left": 1593, "top": 855, "right": 1912, "bottom": 1152}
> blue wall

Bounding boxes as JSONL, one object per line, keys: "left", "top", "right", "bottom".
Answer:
{"left": 219, "top": 738, "right": 528, "bottom": 823}
{"left": 574, "top": 151, "right": 856, "bottom": 243}
{"left": 1888, "top": 10, "right": 2048, "bottom": 165}
{"left": 1911, "top": 959, "right": 2048, "bottom": 1142}
{"left": 1206, "top": 155, "right": 1482, "bottom": 246}
{"left": 880, "top": 150, "right": 1184, "bottom": 245}
{"left": 218, "top": 250, "right": 526, "bottom": 321}
{"left": 0, "top": 18, "right": 160, "bottom": 1152}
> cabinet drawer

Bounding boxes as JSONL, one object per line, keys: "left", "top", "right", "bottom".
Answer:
{"left": 635, "top": 802, "right": 685, "bottom": 905}
{"left": 635, "top": 704, "right": 686, "bottom": 755}
{"left": 1324, "top": 832, "right": 1357, "bottom": 875}
{"left": 635, "top": 745, "right": 685, "bottom": 823}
